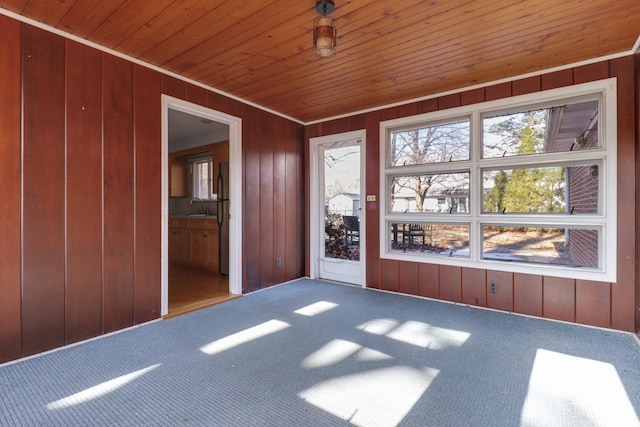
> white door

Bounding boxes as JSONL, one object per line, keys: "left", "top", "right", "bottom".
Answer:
{"left": 311, "top": 131, "right": 365, "bottom": 286}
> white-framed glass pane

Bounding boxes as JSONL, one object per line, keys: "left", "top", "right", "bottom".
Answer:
{"left": 482, "top": 225, "right": 599, "bottom": 268}
{"left": 191, "top": 158, "right": 212, "bottom": 199}
{"left": 389, "top": 118, "right": 470, "bottom": 167}
{"left": 482, "top": 98, "right": 600, "bottom": 158}
{"left": 389, "top": 222, "right": 470, "bottom": 257}
{"left": 482, "top": 162, "right": 601, "bottom": 214}
{"left": 389, "top": 172, "right": 470, "bottom": 213}
{"left": 324, "top": 144, "right": 360, "bottom": 261}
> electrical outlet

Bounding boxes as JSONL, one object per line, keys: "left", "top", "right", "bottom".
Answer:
{"left": 489, "top": 281, "right": 497, "bottom": 294}
{"left": 276, "top": 257, "right": 281, "bottom": 268}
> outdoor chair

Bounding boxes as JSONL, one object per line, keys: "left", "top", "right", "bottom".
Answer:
{"left": 342, "top": 215, "right": 360, "bottom": 245}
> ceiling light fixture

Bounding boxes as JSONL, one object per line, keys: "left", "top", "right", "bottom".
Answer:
{"left": 314, "top": 0, "right": 337, "bottom": 58}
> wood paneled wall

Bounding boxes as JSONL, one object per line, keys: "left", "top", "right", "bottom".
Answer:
{"left": 0, "top": 16, "right": 305, "bottom": 363}
{"left": 0, "top": 15, "right": 23, "bottom": 363}
{"left": 306, "top": 60, "right": 638, "bottom": 333}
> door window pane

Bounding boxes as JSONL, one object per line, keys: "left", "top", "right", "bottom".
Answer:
{"left": 324, "top": 144, "right": 360, "bottom": 261}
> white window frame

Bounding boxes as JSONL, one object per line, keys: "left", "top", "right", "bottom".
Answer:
{"left": 380, "top": 78, "right": 617, "bottom": 282}
{"left": 189, "top": 154, "right": 213, "bottom": 200}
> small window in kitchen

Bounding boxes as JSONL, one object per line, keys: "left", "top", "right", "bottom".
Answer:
{"left": 189, "top": 154, "right": 213, "bottom": 199}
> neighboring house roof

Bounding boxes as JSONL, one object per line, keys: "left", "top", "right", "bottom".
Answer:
{"left": 329, "top": 192, "right": 360, "bottom": 201}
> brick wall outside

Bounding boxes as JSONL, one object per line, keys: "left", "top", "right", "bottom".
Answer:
{"left": 567, "top": 125, "right": 599, "bottom": 267}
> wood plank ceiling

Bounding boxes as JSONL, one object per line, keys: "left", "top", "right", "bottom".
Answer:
{"left": 1, "top": 0, "right": 639, "bottom": 123}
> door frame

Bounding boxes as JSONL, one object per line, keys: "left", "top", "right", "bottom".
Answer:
{"left": 161, "top": 95, "right": 243, "bottom": 316}
{"left": 309, "top": 129, "right": 366, "bottom": 287}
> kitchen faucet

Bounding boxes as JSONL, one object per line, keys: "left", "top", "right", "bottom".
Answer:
{"left": 189, "top": 197, "right": 204, "bottom": 213}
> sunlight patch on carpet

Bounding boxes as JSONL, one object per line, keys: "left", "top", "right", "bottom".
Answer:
{"left": 301, "top": 339, "right": 393, "bottom": 369}
{"left": 357, "top": 319, "right": 470, "bottom": 349}
{"left": 199, "top": 319, "right": 290, "bottom": 355}
{"left": 294, "top": 301, "right": 339, "bottom": 316}
{"left": 47, "top": 364, "right": 160, "bottom": 410}
{"left": 520, "top": 349, "right": 640, "bottom": 427}
{"left": 299, "top": 366, "right": 439, "bottom": 427}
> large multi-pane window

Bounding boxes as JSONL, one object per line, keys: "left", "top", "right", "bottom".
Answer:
{"left": 380, "top": 79, "right": 617, "bottom": 281}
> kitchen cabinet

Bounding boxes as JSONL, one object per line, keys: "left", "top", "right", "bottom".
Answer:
{"left": 188, "top": 218, "right": 219, "bottom": 270}
{"left": 169, "top": 154, "right": 188, "bottom": 197}
{"left": 168, "top": 218, "right": 189, "bottom": 264}
{"left": 169, "top": 217, "right": 218, "bottom": 271}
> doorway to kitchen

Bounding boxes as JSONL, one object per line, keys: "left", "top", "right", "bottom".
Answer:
{"left": 161, "top": 96, "right": 243, "bottom": 317}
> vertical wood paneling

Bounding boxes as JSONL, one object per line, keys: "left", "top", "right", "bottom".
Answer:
{"left": 303, "top": 126, "right": 313, "bottom": 278}
{"left": 103, "top": 54, "right": 135, "bottom": 333}
{"left": 513, "top": 273, "right": 542, "bottom": 316}
{"left": 398, "top": 261, "right": 418, "bottom": 295}
{"left": 486, "top": 270, "right": 513, "bottom": 312}
{"left": 575, "top": 280, "right": 611, "bottom": 328}
{"left": 379, "top": 107, "right": 400, "bottom": 122}
{"left": 461, "top": 268, "right": 486, "bottom": 307}
{"left": 285, "top": 124, "right": 299, "bottom": 280}
{"left": 348, "top": 115, "right": 366, "bottom": 132}
{"left": 610, "top": 56, "right": 636, "bottom": 332}
{"left": 438, "top": 93, "right": 461, "bottom": 110}
{"left": 541, "top": 69, "right": 573, "bottom": 90}
{"left": 380, "top": 259, "right": 399, "bottom": 292}
{"left": 636, "top": 52, "right": 640, "bottom": 333}
{"left": 207, "top": 91, "right": 228, "bottom": 113}
{"left": 398, "top": 103, "right": 418, "bottom": 118}
{"left": 185, "top": 82, "right": 207, "bottom": 106}
{"left": 0, "top": 16, "right": 22, "bottom": 363}
{"left": 364, "top": 111, "right": 380, "bottom": 289}
{"left": 332, "top": 117, "right": 350, "bottom": 135}
{"left": 295, "top": 124, "right": 306, "bottom": 278}
{"left": 21, "top": 25, "right": 66, "bottom": 356}
{"left": 512, "top": 76, "right": 541, "bottom": 96}
{"left": 574, "top": 61, "right": 609, "bottom": 84}
{"left": 162, "top": 75, "right": 185, "bottom": 99}
{"left": 418, "top": 263, "right": 439, "bottom": 299}
{"left": 134, "top": 65, "right": 162, "bottom": 324}
{"left": 417, "top": 98, "right": 438, "bottom": 114}
{"left": 439, "top": 265, "right": 462, "bottom": 302}
{"left": 272, "top": 117, "right": 286, "bottom": 284}
{"left": 460, "top": 88, "right": 485, "bottom": 106}
{"left": 243, "top": 108, "right": 261, "bottom": 292}
{"left": 543, "top": 276, "right": 575, "bottom": 322}
{"left": 65, "top": 40, "right": 103, "bottom": 344}
{"left": 259, "top": 112, "right": 275, "bottom": 288}
{"left": 485, "top": 82, "right": 511, "bottom": 101}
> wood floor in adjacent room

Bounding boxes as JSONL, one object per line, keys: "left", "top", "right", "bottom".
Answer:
{"left": 166, "top": 265, "right": 239, "bottom": 318}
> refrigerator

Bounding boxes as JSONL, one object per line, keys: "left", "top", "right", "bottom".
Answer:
{"left": 216, "top": 162, "right": 230, "bottom": 276}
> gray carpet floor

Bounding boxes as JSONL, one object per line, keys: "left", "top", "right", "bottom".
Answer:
{"left": 1, "top": 279, "right": 639, "bottom": 427}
